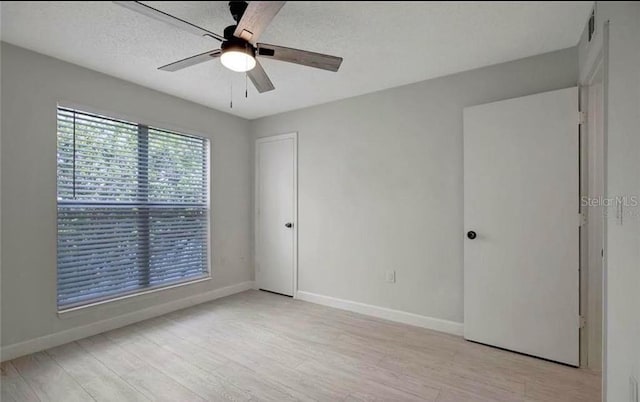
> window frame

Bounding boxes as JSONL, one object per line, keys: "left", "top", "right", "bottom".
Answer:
{"left": 56, "top": 102, "right": 213, "bottom": 314}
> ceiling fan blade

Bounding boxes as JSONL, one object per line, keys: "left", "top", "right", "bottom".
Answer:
{"left": 247, "top": 60, "right": 275, "bottom": 93}
{"left": 158, "top": 49, "right": 221, "bottom": 72}
{"left": 114, "top": 1, "right": 224, "bottom": 41}
{"left": 257, "top": 43, "right": 343, "bottom": 72}
{"left": 233, "top": 1, "right": 286, "bottom": 44}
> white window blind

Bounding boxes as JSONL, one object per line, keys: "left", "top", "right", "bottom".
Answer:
{"left": 57, "top": 107, "right": 209, "bottom": 310}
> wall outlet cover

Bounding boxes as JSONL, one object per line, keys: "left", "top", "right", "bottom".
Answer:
{"left": 385, "top": 270, "right": 396, "bottom": 283}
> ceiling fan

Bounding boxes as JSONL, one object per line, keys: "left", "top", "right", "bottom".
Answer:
{"left": 114, "top": 1, "right": 343, "bottom": 93}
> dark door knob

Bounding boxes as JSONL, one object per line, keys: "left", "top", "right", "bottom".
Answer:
{"left": 467, "top": 231, "right": 477, "bottom": 240}
{"left": 285, "top": 222, "right": 293, "bottom": 228}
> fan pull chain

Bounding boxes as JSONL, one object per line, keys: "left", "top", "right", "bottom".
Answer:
{"left": 245, "top": 72, "right": 248, "bottom": 98}
{"left": 230, "top": 75, "right": 233, "bottom": 109}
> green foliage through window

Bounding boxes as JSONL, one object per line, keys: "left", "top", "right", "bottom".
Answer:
{"left": 57, "top": 108, "right": 209, "bottom": 309}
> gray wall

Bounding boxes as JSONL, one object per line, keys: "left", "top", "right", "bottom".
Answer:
{"left": 251, "top": 48, "right": 578, "bottom": 324}
{"left": 1, "top": 43, "right": 253, "bottom": 347}
{"left": 0, "top": 41, "right": 583, "bottom": 359}
{"left": 579, "top": 2, "right": 640, "bottom": 401}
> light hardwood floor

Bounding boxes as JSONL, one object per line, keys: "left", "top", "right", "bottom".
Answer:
{"left": 2, "top": 290, "right": 601, "bottom": 401}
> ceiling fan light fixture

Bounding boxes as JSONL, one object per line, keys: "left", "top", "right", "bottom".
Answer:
{"left": 220, "top": 41, "right": 256, "bottom": 72}
{"left": 117, "top": 1, "right": 342, "bottom": 94}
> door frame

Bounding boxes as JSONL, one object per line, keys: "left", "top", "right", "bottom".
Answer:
{"left": 580, "top": 53, "right": 605, "bottom": 372}
{"left": 254, "top": 132, "right": 298, "bottom": 297}
{"left": 577, "top": 11, "right": 608, "bottom": 397}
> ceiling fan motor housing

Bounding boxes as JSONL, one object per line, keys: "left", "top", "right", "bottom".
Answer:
{"left": 221, "top": 35, "right": 256, "bottom": 56}
{"left": 223, "top": 24, "right": 239, "bottom": 40}
{"left": 229, "top": 1, "right": 248, "bottom": 23}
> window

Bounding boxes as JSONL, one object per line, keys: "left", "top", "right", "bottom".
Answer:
{"left": 56, "top": 107, "right": 209, "bottom": 310}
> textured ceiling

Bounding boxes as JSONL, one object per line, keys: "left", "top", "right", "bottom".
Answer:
{"left": 1, "top": 1, "right": 593, "bottom": 119}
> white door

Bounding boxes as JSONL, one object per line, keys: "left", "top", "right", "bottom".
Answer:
{"left": 463, "top": 87, "right": 580, "bottom": 366}
{"left": 255, "top": 133, "right": 297, "bottom": 296}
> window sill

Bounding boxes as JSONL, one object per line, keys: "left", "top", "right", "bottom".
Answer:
{"left": 57, "top": 276, "right": 211, "bottom": 318}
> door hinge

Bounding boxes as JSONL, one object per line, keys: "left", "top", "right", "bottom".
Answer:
{"left": 578, "top": 111, "right": 587, "bottom": 125}
{"left": 579, "top": 315, "right": 586, "bottom": 329}
{"left": 579, "top": 212, "right": 587, "bottom": 227}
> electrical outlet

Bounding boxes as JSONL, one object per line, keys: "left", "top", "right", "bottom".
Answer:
{"left": 384, "top": 270, "right": 396, "bottom": 283}
{"left": 631, "top": 376, "right": 638, "bottom": 402}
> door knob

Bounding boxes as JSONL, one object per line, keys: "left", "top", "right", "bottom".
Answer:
{"left": 285, "top": 222, "right": 293, "bottom": 228}
{"left": 467, "top": 231, "right": 477, "bottom": 240}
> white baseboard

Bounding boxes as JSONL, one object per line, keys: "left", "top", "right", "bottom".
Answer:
{"left": 1, "top": 281, "right": 255, "bottom": 362}
{"left": 296, "top": 291, "right": 464, "bottom": 336}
